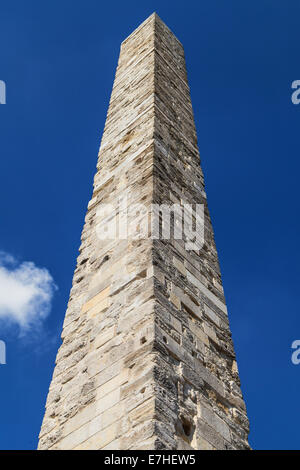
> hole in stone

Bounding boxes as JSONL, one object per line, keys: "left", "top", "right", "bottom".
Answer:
{"left": 163, "top": 336, "right": 168, "bottom": 344}
{"left": 137, "top": 269, "right": 147, "bottom": 279}
{"left": 182, "top": 419, "right": 192, "bottom": 437}
{"left": 99, "top": 255, "right": 110, "bottom": 268}
{"left": 140, "top": 336, "right": 147, "bottom": 344}
{"left": 180, "top": 415, "right": 196, "bottom": 443}
{"left": 140, "top": 387, "right": 145, "bottom": 394}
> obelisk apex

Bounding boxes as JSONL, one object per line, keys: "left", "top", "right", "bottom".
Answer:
{"left": 38, "top": 14, "right": 250, "bottom": 450}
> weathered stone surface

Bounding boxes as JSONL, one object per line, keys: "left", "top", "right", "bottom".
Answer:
{"left": 38, "top": 13, "right": 250, "bottom": 450}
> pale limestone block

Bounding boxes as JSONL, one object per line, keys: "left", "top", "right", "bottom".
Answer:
{"left": 81, "top": 287, "right": 110, "bottom": 313}
{"left": 95, "top": 388, "right": 120, "bottom": 414}
{"left": 169, "top": 292, "right": 181, "bottom": 310}
{"left": 197, "top": 419, "right": 225, "bottom": 449}
{"left": 128, "top": 398, "right": 155, "bottom": 426}
{"left": 195, "top": 337, "right": 206, "bottom": 355}
{"left": 186, "top": 270, "right": 227, "bottom": 315}
{"left": 203, "top": 303, "right": 221, "bottom": 326}
{"left": 87, "top": 297, "right": 110, "bottom": 318}
{"left": 94, "top": 326, "right": 115, "bottom": 349}
{"left": 58, "top": 414, "right": 102, "bottom": 450}
{"left": 102, "top": 439, "right": 120, "bottom": 450}
{"left": 171, "top": 284, "right": 202, "bottom": 319}
{"left": 87, "top": 196, "right": 97, "bottom": 210}
{"left": 91, "top": 359, "right": 122, "bottom": 388}
{"left": 102, "top": 402, "right": 124, "bottom": 429}
{"left": 74, "top": 422, "right": 118, "bottom": 450}
{"left": 188, "top": 319, "right": 209, "bottom": 346}
{"left": 203, "top": 322, "right": 219, "bottom": 344}
{"left": 95, "top": 370, "right": 128, "bottom": 400}
{"left": 147, "top": 265, "right": 165, "bottom": 284}
{"left": 173, "top": 256, "right": 187, "bottom": 276}
{"left": 199, "top": 404, "right": 231, "bottom": 441}
{"left": 197, "top": 436, "right": 214, "bottom": 450}
{"left": 169, "top": 314, "right": 182, "bottom": 333}
{"left": 194, "top": 359, "right": 225, "bottom": 398}
{"left": 62, "top": 402, "right": 97, "bottom": 438}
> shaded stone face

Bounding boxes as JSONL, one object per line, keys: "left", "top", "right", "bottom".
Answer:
{"left": 38, "top": 13, "right": 250, "bottom": 450}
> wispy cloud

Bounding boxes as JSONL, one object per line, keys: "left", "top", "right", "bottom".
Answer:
{"left": 0, "top": 251, "right": 57, "bottom": 335}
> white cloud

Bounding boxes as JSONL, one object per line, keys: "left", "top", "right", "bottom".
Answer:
{"left": 0, "top": 251, "right": 57, "bottom": 335}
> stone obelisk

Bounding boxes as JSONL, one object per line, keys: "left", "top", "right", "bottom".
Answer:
{"left": 38, "top": 13, "right": 250, "bottom": 450}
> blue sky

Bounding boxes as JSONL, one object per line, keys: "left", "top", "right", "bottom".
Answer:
{"left": 0, "top": 0, "right": 299, "bottom": 450}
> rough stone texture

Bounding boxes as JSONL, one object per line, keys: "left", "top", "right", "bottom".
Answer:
{"left": 38, "top": 13, "right": 250, "bottom": 450}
